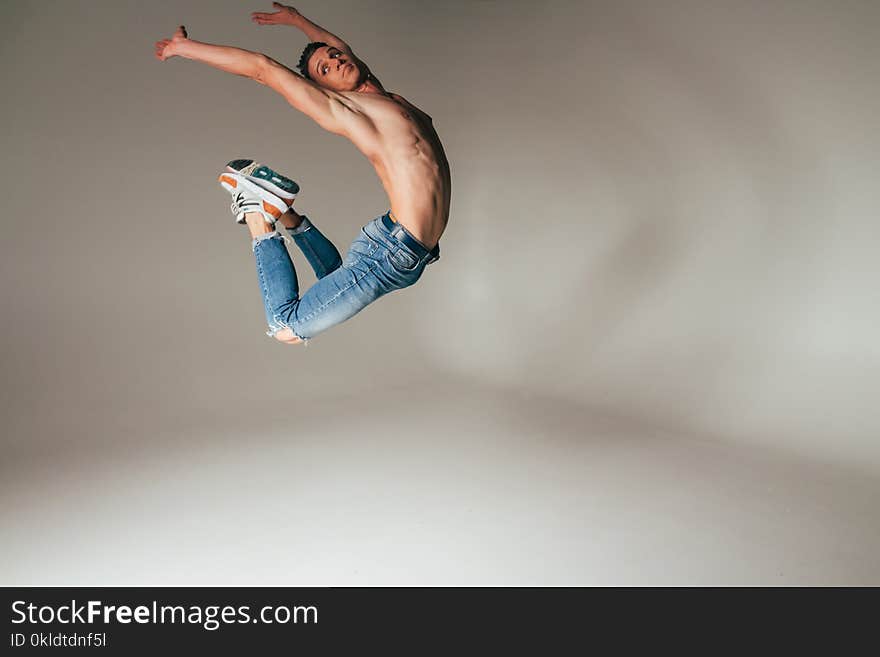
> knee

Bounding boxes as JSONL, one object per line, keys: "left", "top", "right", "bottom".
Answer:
{"left": 273, "top": 328, "right": 303, "bottom": 345}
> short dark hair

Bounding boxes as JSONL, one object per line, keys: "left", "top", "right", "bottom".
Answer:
{"left": 297, "top": 41, "right": 328, "bottom": 80}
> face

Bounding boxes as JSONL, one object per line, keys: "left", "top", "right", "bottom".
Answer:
{"left": 309, "top": 46, "right": 364, "bottom": 91}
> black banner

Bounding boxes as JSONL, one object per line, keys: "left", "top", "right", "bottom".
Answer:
{"left": 1, "top": 587, "right": 875, "bottom": 652}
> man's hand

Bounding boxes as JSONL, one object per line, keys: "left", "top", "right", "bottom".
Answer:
{"left": 154, "top": 25, "right": 189, "bottom": 61}
{"left": 251, "top": 2, "right": 300, "bottom": 27}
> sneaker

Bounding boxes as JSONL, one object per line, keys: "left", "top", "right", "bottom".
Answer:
{"left": 218, "top": 172, "right": 287, "bottom": 225}
{"left": 225, "top": 159, "right": 300, "bottom": 203}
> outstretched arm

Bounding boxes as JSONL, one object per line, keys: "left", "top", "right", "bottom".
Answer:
{"left": 154, "top": 26, "right": 351, "bottom": 135}
{"left": 252, "top": 3, "right": 351, "bottom": 52}
{"left": 251, "top": 3, "right": 384, "bottom": 87}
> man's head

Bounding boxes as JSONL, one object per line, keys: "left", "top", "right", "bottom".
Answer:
{"left": 297, "top": 42, "right": 365, "bottom": 91}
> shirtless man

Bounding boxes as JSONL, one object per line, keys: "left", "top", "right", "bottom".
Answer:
{"left": 154, "top": 3, "right": 450, "bottom": 345}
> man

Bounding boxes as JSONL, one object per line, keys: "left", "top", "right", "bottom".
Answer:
{"left": 154, "top": 3, "right": 450, "bottom": 345}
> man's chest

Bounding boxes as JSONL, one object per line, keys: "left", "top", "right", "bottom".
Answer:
{"left": 342, "top": 92, "right": 437, "bottom": 159}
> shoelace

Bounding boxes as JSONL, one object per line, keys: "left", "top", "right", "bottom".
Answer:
{"left": 230, "top": 191, "right": 261, "bottom": 217}
{"left": 230, "top": 191, "right": 285, "bottom": 238}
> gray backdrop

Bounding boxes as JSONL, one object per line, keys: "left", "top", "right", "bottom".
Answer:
{"left": 2, "top": 0, "right": 878, "bottom": 584}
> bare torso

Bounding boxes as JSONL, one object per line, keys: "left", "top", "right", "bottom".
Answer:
{"left": 335, "top": 90, "right": 450, "bottom": 249}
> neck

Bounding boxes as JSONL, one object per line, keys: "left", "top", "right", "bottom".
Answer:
{"left": 354, "top": 74, "right": 388, "bottom": 96}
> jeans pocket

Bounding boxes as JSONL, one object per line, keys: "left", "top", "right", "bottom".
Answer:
{"left": 388, "top": 245, "right": 420, "bottom": 272}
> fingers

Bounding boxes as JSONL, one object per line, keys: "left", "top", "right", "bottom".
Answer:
{"left": 251, "top": 11, "right": 279, "bottom": 24}
{"left": 154, "top": 24, "right": 185, "bottom": 61}
{"left": 154, "top": 39, "right": 169, "bottom": 60}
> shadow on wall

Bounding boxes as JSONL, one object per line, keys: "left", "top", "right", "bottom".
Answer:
{"left": 416, "top": 1, "right": 880, "bottom": 468}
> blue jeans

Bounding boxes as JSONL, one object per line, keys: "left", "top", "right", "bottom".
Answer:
{"left": 252, "top": 211, "right": 440, "bottom": 342}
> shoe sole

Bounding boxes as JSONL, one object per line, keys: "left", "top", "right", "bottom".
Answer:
{"left": 218, "top": 173, "right": 287, "bottom": 224}
{"left": 226, "top": 159, "right": 300, "bottom": 201}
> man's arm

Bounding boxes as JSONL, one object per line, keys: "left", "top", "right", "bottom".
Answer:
{"left": 252, "top": 3, "right": 351, "bottom": 52}
{"left": 154, "top": 26, "right": 351, "bottom": 135}
{"left": 251, "top": 3, "right": 384, "bottom": 86}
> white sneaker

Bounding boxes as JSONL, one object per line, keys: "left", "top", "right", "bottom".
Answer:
{"left": 225, "top": 159, "right": 300, "bottom": 204}
{"left": 218, "top": 172, "right": 288, "bottom": 225}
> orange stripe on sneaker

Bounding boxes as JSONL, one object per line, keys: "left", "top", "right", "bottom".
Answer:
{"left": 263, "top": 201, "right": 282, "bottom": 218}
{"left": 218, "top": 174, "right": 238, "bottom": 188}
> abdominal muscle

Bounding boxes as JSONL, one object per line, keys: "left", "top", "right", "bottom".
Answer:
{"left": 379, "top": 152, "right": 449, "bottom": 250}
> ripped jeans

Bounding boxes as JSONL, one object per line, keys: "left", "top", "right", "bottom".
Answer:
{"left": 252, "top": 211, "right": 440, "bottom": 343}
